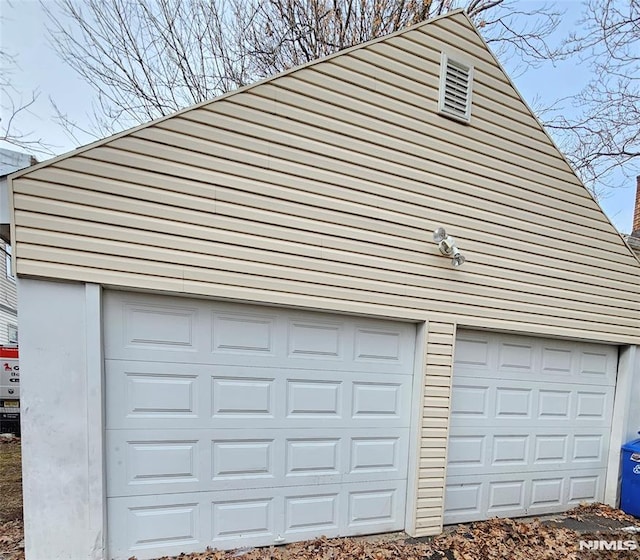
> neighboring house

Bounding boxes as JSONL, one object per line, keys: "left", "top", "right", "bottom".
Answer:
{"left": 0, "top": 238, "right": 17, "bottom": 345}
{"left": 0, "top": 148, "right": 32, "bottom": 347}
{"left": 628, "top": 235, "right": 640, "bottom": 257}
{"left": 8, "top": 10, "right": 640, "bottom": 560}
{"left": 625, "top": 177, "right": 640, "bottom": 259}
{"left": 0, "top": 148, "right": 33, "bottom": 435}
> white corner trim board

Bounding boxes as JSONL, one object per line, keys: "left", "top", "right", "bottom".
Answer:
{"left": 18, "top": 279, "right": 106, "bottom": 560}
{"left": 605, "top": 346, "right": 639, "bottom": 505}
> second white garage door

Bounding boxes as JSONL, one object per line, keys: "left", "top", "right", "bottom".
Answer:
{"left": 444, "top": 330, "right": 617, "bottom": 524}
{"left": 104, "top": 292, "right": 416, "bottom": 560}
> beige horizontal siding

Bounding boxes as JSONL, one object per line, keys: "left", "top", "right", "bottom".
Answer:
{"left": 416, "top": 321, "right": 456, "bottom": 537}
{"left": 191, "top": 99, "right": 608, "bottom": 231}
{"left": 10, "top": 10, "right": 640, "bottom": 346}
{"left": 352, "top": 42, "right": 568, "bottom": 162}
{"left": 14, "top": 235, "right": 639, "bottom": 332}
{"left": 16, "top": 173, "right": 637, "bottom": 300}
{"left": 19, "top": 223, "right": 640, "bottom": 309}
{"left": 306, "top": 64, "right": 577, "bottom": 187}
{"left": 75, "top": 136, "right": 614, "bottom": 250}
{"left": 17, "top": 156, "right": 638, "bottom": 284}
{"left": 264, "top": 71, "right": 593, "bottom": 207}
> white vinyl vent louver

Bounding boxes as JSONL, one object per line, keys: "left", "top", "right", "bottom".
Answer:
{"left": 438, "top": 53, "right": 473, "bottom": 123}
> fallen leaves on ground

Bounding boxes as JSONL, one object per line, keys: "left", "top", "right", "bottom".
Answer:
{"left": 3, "top": 515, "right": 638, "bottom": 560}
{"left": 0, "top": 439, "right": 24, "bottom": 560}
{"left": 0, "top": 521, "right": 24, "bottom": 560}
{"left": 136, "top": 504, "right": 640, "bottom": 560}
{"left": 150, "top": 536, "right": 428, "bottom": 560}
{"left": 0, "top": 440, "right": 22, "bottom": 524}
{"left": 430, "top": 518, "right": 581, "bottom": 560}
{"left": 567, "top": 502, "right": 638, "bottom": 523}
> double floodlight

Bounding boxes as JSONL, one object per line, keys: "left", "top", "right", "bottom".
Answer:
{"left": 433, "top": 227, "right": 466, "bottom": 267}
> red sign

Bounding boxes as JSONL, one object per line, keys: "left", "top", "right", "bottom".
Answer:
{"left": 0, "top": 346, "right": 19, "bottom": 399}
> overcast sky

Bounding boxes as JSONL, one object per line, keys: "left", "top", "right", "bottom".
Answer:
{"left": 1, "top": 0, "right": 637, "bottom": 233}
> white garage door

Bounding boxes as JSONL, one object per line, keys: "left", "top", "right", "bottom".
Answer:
{"left": 104, "top": 292, "right": 416, "bottom": 560}
{"left": 444, "top": 330, "right": 617, "bottom": 524}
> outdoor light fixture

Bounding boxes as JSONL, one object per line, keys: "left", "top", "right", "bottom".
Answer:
{"left": 433, "top": 227, "right": 466, "bottom": 267}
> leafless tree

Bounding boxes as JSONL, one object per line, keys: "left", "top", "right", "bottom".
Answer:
{"left": 544, "top": 0, "right": 639, "bottom": 195}
{"left": 1, "top": 38, "right": 53, "bottom": 155}
{"left": 43, "top": 0, "right": 562, "bottom": 135}
{"left": 244, "top": 1, "right": 561, "bottom": 78}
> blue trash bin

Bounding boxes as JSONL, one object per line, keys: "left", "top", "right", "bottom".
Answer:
{"left": 621, "top": 434, "right": 640, "bottom": 518}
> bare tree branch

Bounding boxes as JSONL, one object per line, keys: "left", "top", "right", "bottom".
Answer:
{"left": 544, "top": 0, "right": 639, "bottom": 196}
{"left": 43, "top": 0, "right": 562, "bottom": 135}
{"left": 0, "top": 32, "right": 54, "bottom": 156}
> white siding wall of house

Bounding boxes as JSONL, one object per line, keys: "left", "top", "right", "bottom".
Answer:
{"left": 0, "top": 240, "right": 17, "bottom": 345}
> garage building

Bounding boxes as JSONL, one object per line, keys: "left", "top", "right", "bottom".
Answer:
{"left": 9, "top": 10, "right": 640, "bottom": 560}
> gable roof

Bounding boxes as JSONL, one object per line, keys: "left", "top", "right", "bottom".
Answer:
{"left": 9, "top": 9, "right": 640, "bottom": 343}
{"left": 10, "top": 10, "right": 630, "bottom": 249}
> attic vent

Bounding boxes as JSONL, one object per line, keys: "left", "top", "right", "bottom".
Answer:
{"left": 438, "top": 53, "right": 473, "bottom": 123}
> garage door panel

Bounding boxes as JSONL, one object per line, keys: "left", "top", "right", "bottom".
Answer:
{"left": 104, "top": 299, "right": 207, "bottom": 360}
{"left": 353, "top": 327, "right": 404, "bottom": 364}
{"left": 445, "top": 330, "right": 616, "bottom": 524}
{"left": 105, "top": 363, "right": 206, "bottom": 428}
{"left": 104, "top": 293, "right": 416, "bottom": 375}
{"left": 453, "top": 332, "right": 617, "bottom": 386}
{"left": 446, "top": 431, "right": 608, "bottom": 476}
{"left": 286, "top": 319, "right": 344, "bottom": 359}
{"left": 575, "top": 389, "right": 613, "bottom": 422}
{"left": 107, "top": 427, "right": 408, "bottom": 497}
{"left": 107, "top": 363, "right": 412, "bottom": 430}
{"left": 108, "top": 489, "right": 273, "bottom": 560}
{"left": 212, "top": 494, "right": 276, "bottom": 542}
{"left": 450, "top": 379, "right": 614, "bottom": 427}
{"left": 107, "top": 480, "right": 407, "bottom": 560}
{"left": 105, "top": 361, "right": 211, "bottom": 429}
{"left": 213, "top": 312, "right": 278, "bottom": 356}
{"left": 445, "top": 469, "right": 606, "bottom": 523}
{"left": 111, "top": 498, "right": 203, "bottom": 559}
{"left": 212, "top": 371, "right": 277, "bottom": 419}
{"left": 283, "top": 492, "right": 340, "bottom": 537}
{"left": 105, "top": 293, "right": 416, "bottom": 557}
{"left": 122, "top": 302, "right": 201, "bottom": 351}
{"left": 444, "top": 481, "right": 483, "bottom": 521}
{"left": 347, "top": 485, "right": 401, "bottom": 530}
